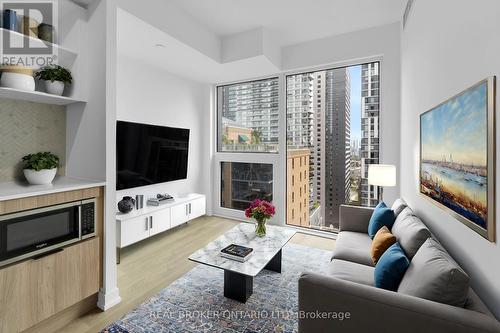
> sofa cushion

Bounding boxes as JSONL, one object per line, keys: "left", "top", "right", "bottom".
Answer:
{"left": 398, "top": 238, "right": 470, "bottom": 307}
{"left": 374, "top": 242, "right": 410, "bottom": 291}
{"left": 331, "top": 231, "right": 374, "bottom": 267}
{"left": 327, "top": 259, "right": 375, "bottom": 286}
{"left": 368, "top": 202, "right": 395, "bottom": 239}
{"left": 371, "top": 226, "right": 397, "bottom": 264}
{"left": 391, "top": 211, "right": 431, "bottom": 259}
{"left": 391, "top": 198, "right": 408, "bottom": 217}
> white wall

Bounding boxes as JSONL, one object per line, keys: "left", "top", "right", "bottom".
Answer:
{"left": 116, "top": 55, "right": 212, "bottom": 203}
{"left": 401, "top": 0, "right": 500, "bottom": 319}
{"left": 283, "top": 23, "right": 401, "bottom": 204}
{"left": 65, "top": 0, "right": 106, "bottom": 181}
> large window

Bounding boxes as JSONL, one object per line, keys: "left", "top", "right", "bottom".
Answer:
{"left": 286, "top": 62, "right": 381, "bottom": 232}
{"left": 214, "top": 64, "right": 381, "bottom": 232}
{"left": 217, "top": 77, "right": 279, "bottom": 153}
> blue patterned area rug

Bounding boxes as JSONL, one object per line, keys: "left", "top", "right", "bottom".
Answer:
{"left": 101, "top": 243, "right": 332, "bottom": 333}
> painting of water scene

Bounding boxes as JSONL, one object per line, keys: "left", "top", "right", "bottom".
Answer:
{"left": 420, "top": 77, "right": 495, "bottom": 241}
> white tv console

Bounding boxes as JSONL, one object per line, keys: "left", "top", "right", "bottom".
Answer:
{"left": 115, "top": 193, "right": 206, "bottom": 263}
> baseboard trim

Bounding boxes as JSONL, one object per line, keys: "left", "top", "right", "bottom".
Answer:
{"left": 97, "top": 287, "right": 122, "bottom": 311}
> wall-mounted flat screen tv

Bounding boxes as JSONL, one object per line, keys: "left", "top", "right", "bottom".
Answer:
{"left": 116, "top": 121, "right": 189, "bottom": 190}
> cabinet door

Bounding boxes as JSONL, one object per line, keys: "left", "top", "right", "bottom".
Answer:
{"left": 171, "top": 203, "right": 189, "bottom": 227}
{"left": 188, "top": 197, "right": 206, "bottom": 220}
{"left": 149, "top": 208, "right": 171, "bottom": 236}
{"left": 0, "top": 238, "right": 99, "bottom": 333}
{"left": 119, "top": 215, "right": 150, "bottom": 247}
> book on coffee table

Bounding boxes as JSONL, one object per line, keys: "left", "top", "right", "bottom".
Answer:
{"left": 220, "top": 244, "right": 253, "bottom": 262}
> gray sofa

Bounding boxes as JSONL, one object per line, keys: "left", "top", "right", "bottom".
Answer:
{"left": 298, "top": 202, "right": 500, "bottom": 333}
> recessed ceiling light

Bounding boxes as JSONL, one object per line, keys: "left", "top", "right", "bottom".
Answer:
{"left": 155, "top": 43, "right": 166, "bottom": 48}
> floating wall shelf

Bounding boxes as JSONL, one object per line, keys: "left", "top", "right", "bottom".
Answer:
{"left": 0, "top": 28, "right": 78, "bottom": 68}
{"left": 0, "top": 87, "right": 86, "bottom": 105}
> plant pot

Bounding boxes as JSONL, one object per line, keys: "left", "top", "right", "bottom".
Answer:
{"left": 0, "top": 72, "right": 35, "bottom": 91}
{"left": 23, "top": 168, "right": 57, "bottom": 185}
{"left": 44, "top": 80, "right": 65, "bottom": 95}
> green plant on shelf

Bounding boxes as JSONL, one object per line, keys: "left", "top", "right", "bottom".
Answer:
{"left": 35, "top": 65, "right": 72, "bottom": 83}
{"left": 22, "top": 152, "right": 60, "bottom": 171}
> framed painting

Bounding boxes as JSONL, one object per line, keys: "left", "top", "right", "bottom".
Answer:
{"left": 420, "top": 77, "right": 496, "bottom": 241}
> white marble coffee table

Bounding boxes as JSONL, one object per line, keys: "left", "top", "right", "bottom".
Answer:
{"left": 188, "top": 223, "right": 296, "bottom": 302}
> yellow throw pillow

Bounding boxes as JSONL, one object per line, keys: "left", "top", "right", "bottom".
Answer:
{"left": 371, "top": 226, "right": 397, "bottom": 264}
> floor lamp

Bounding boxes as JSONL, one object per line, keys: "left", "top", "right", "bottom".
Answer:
{"left": 368, "top": 164, "right": 396, "bottom": 203}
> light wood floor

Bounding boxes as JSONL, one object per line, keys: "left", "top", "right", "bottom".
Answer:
{"left": 56, "top": 216, "right": 336, "bottom": 333}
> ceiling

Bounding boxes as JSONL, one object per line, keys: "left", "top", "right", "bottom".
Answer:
{"left": 169, "top": 0, "right": 406, "bottom": 47}
{"left": 117, "top": 0, "right": 405, "bottom": 83}
{"left": 117, "top": 9, "right": 280, "bottom": 83}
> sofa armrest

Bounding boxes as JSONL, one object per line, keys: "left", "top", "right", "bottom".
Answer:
{"left": 338, "top": 205, "right": 374, "bottom": 233}
{"left": 298, "top": 272, "right": 500, "bottom": 333}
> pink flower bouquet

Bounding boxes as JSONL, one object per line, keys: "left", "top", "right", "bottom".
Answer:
{"left": 245, "top": 199, "right": 275, "bottom": 237}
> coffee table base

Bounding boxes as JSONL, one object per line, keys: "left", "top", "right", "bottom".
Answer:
{"left": 264, "top": 249, "right": 282, "bottom": 273}
{"left": 224, "top": 270, "right": 253, "bottom": 303}
{"left": 223, "top": 250, "right": 283, "bottom": 303}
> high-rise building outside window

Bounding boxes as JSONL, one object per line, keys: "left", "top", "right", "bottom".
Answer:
{"left": 217, "top": 77, "right": 279, "bottom": 153}
{"left": 286, "top": 62, "right": 380, "bottom": 232}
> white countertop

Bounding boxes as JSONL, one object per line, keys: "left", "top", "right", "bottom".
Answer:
{"left": 116, "top": 193, "right": 205, "bottom": 222}
{"left": 0, "top": 176, "right": 106, "bottom": 201}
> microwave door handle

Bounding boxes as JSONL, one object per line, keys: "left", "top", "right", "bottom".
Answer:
{"left": 78, "top": 205, "right": 82, "bottom": 239}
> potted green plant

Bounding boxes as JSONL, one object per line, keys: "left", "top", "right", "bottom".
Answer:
{"left": 35, "top": 65, "right": 72, "bottom": 96}
{"left": 22, "top": 152, "right": 60, "bottom": 185}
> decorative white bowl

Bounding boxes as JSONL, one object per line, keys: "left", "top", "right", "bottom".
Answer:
{"left": 23, "top": 168, "right": 57, "bottom": 185}
{"left": 0, "top": 72, "right": 35, "bottom": 91}
{"left": 44, "top": 80, "right": 65, "bottom": 96}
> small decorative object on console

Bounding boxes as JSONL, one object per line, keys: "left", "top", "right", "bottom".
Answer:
{"left": 21, "top": 152, "right": 59, "bottom": 185}
{"left": 245, "top": 199, "right": 275, "bottom": 237}
{"left": 220, "top": 244, "right": 253, "bottom": 262}
{"left": 35, "top": 65, "right": 72, "bottom": 96}
{"left": 135, "top": 194, "right": 144, "bottom": 209}
{"left": 147, "top": 193, "right": 174, "bottom": 206}
{"left": 118, "top": 196, "right": 135, "bottom": 213}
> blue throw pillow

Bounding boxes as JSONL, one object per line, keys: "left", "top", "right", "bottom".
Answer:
{"left": 374, "top": 242, "right": 410, "bottom": 291}
{"left": 368, "top": 202, "right": 395, "bottom": 239}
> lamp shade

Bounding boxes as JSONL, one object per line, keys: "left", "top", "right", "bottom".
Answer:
{"left": 368, "top": 164, "right": 396, "bottom": 187}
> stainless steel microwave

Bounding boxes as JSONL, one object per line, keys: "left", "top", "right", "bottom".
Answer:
{"left": 0, "top": 198, "right": 96, "bottom": 267}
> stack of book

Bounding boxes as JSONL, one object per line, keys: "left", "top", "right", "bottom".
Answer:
{"left": 147, "top": 194, "right": 175, "bottom": 206}
{"left": 220, "top": 244, "right": 253, "bottom": 262}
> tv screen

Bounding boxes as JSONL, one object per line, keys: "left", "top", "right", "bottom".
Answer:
{"left": 116, "top": 121, "right": 189, "bottom": 190}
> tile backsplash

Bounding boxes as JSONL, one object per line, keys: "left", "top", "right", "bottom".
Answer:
{"left": 0, "top": 98, "right": 66, "bottom": 182}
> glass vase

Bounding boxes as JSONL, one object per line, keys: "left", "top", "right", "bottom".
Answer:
{"left": 255, "top": 218, "right": 267, "bottom": 237}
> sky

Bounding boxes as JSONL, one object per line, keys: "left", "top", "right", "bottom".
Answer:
{"left": 421, "top": 82, "right": 487, "bottom": 166}
{"left": 348, "top": 65, "right": 361, "bottom": 143}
